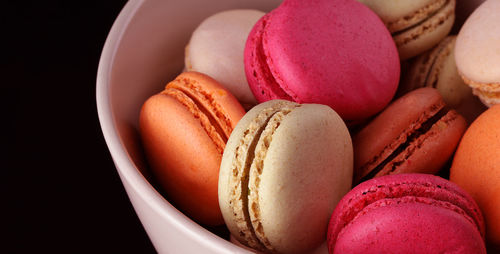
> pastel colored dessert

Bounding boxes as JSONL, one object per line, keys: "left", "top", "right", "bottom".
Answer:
{"left": 244, "top": 0, "right": 400, "bottom": 122}
{"left": 358, "top": 0, "right": 456, "bottom": 60}
{"left": 450, "top": 104, "right": 500, "bottom": 249}
{"left": 185, "top": 9, "right": 265, "bottom": 108}
{"left": 218, "top": 100, "right": 353, "bottom": 253}
{"left": 353, "top": 88, "right": 467, "bottom": 185}
{"left": 139, "top": 71, "right": 245, "bottom": 225}
{"left": 455, "top": 0, "right": 500, "bottom": 107}
{"left": 398, "top": 36, "right": 486, "bottom": 123}
{"left": 327, "top": 174, "right": 486, "bottom": 253}
{"left": 398, "top": 36, "right": 470, "bottom": 107}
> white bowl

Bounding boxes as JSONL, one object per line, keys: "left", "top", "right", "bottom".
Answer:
{"left": 96, "top": 0, "right": 484, "bottom": 253}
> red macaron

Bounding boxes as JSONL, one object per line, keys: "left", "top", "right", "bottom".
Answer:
{"left": 327, "top": 173, "right": 486, "bottom": 253}
{"left": 244, "top": 0, "right": 400, "bottom": 121}
{"left": 353, "top": 88, "right": 467, "bottom": 185}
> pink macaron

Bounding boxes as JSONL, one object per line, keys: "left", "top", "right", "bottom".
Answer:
{"left": 244, "top": 0, "right": 400, "bottom": 121}
{"left": 327, "top": 174, "right": 486, "bottom": 253}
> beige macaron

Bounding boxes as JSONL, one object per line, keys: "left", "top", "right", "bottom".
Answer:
{"left": 358, "top": 0, "right": 455, "bottom": 60}
{"left": 455, "top": 0, "right": 500, "bottom": 108}
{"left": 218, "top": 100, "right": 353, "bottom": 254}
{"left": 185, "top": 9, "right": 265, "bottom": 108}
{"left": 398, "top": 36, "right": 486, "bottom": 122}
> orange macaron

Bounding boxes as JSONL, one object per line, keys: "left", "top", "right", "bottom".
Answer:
{"left": 139, "top": 71, "right": 245, "bottom": 225}
{"left": 450, "top": 104, "right": 500, "bottom": 249}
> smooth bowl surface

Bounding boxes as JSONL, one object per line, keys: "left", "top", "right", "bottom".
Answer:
{"left": 96, "top": 0, "right": 280, "bottom": 253}
{"left": 96, "top": 0, "right": 484, "bottom": 253}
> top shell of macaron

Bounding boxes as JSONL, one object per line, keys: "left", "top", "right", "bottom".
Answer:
{"left": 455, "top": 0, "right": 500, "bottom": 85}
{"left": 328, "top": 173, "right": 485, "bottom": 244}
{"left": 257, "top": 0, "right": 400, "bottom": 121}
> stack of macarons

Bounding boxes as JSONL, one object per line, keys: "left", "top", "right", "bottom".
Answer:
{"left": 138, "top": 0, "right": 499, "bottom": 252}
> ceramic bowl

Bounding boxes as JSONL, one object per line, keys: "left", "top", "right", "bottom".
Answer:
{"left": 96, "top": 0, "right": 484, "bottom": 253}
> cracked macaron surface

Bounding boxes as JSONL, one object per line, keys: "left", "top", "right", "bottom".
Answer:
{"left": 219, "top": 100, "right": 353, "bottom": 253}
{"left": 244, "top": 0, "right": 400, "bottom": 122}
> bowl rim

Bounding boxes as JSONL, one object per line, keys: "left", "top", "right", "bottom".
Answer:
{"left": 95, "top": 0, "right": 249, "bottom": 252}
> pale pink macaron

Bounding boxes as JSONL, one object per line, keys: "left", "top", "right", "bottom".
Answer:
{"left": 455, "top": 0, "right": 500, "bottom": 107}
{"left": 186, "top": 9, "right": 265, "bottom": 108}
{"left": 244, "top": 0, "right": 400, "bottom": 122}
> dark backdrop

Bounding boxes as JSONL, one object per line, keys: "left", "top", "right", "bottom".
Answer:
{"left": 5, "top": 1, "right": 156, "bottom": 253}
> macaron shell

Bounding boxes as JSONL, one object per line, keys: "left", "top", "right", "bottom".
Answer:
{"left": 219, "top": 100, "right": 353, "bottom": 253}
{"left": 356, "top": 0, "right": 443, "bottom": 33}
{"left": 140, "top": 72, "right": 245, "bottom": 225}
{"left": 455, "top": 0, "right": 500, "bottom": 87}
{"left": 244, "top": 14, "right": 294, "bottom": 104}
{"left": 401, "top": 36, "right": 472, "bottom": 108}
{"left": 328, "top": 174, "right": 486, "bottom": 253}
{"left": 399, "top": 36, "right": 485, "bottom": 123}
{"left": 429, "top": 37, "right": 472, "bottom": 108}
{"left": 450, "top": 104, "right": 500, "bottom": 247}
{"left": 333, "top": 200, "right": 485, "bottom": 253}
{"left": 140, "top": 93, "right": 224, "bottom": 225}
{"left": 245, "top": 0, "right": 400, "bottom": 121}
{"left": 394, "top": 0, "right": 455, "bottom": 60}
{"left": 373, "top": 110, "right": 466, "bottom": 178}
{"left": 353, "top": 88, "right": 445, "bottom": 183}
{"left": 169, "top": 72, "right": 246, "bottom": 134}
{"left": 256, "top": 104, "right": 353, "bottom": 253}
{"left": 219, "top": 100, "right": 297, "bottom": 249}
{"left": 185, "top": 9, "right": 265, "bottom": 105}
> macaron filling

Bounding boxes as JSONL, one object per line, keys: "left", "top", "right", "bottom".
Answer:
{"left": 246, "top": 14, "right": 294, "bottom": 102}
{"left": 358, "top": 106, "right": 455, "bottom": 183}
{"left": 228, "top": 102, "right": 299, "bottom": 251}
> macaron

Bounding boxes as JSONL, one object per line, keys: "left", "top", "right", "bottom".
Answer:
{"left": 185, "top": 9, "right": 265, "bottom": 108}
{"left": 244, "top": 0, "right": 400, "bottom": 122}
{"left": 358, "top": 0, "right": 456, "bottom": 60}
{"left": 450, "top": 104, "right": 500, "bottom": 249}
{"left": 139, "top": 71, "right": 245, "bottom": 225}
{"left": 218, "top": 100, "right": 353, "bottom": 253}
{"left": 353, "top": 87, "right": 467, "bottom": 185}
{"left": 398, "top": 35, "right": 486, "bottom": 123}
{"left": 327, "top": 174, "right": 486, "bottom": 253}
{"left": 455, "top": 0, "right": 500, "bottom": 107}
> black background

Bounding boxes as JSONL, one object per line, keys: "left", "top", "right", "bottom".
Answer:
{"left": 6, "top": 1, "right": 156, "bottom": 253}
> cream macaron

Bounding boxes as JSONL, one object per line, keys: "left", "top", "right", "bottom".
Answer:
{"left": 399, "top": 36, "right": 486, "bottom": 122}
{"left": 358, "top": 0, "right": 455, "bottom": 60}
{"left": 218, "top": 100, "right": 353, "bottom": 253}
{"left": 455, "top": 0, "right": 500, "bottom": 108}
{"left": 185, "top": 9, "right": 265, "bottom": 108}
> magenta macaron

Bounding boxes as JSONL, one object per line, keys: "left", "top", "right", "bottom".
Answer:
{"left": 327, "top": 174, "right": 486, "bottom": 253}
{"left": 244, "top": 0, "right": 400, "bottom": 121}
